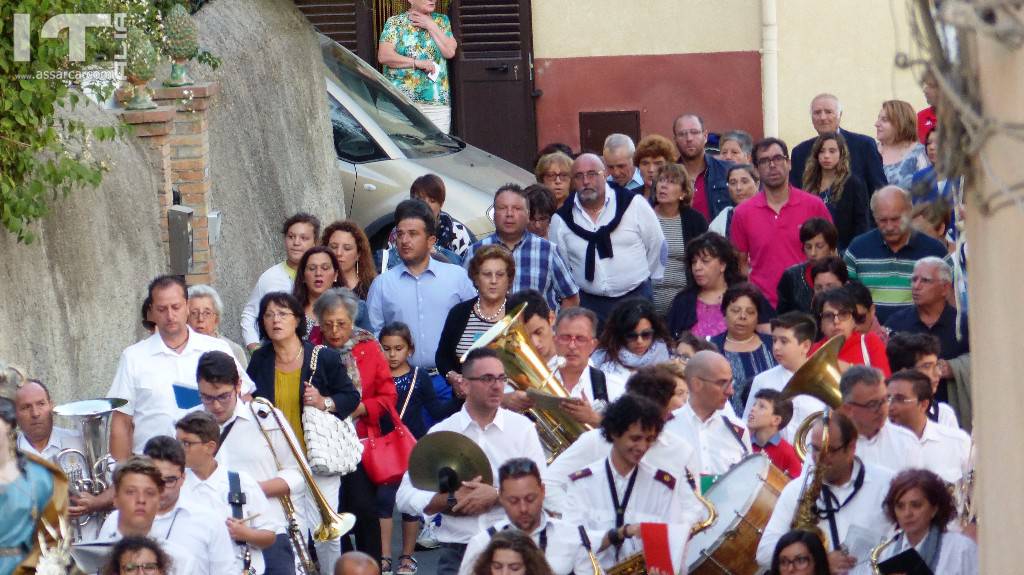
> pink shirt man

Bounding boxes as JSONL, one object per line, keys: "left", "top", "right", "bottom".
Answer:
{"left": 730, "top": 186, "right": 833, "bottom": 307}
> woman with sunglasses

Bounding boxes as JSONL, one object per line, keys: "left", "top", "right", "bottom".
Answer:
{"left": 709, "top": 283, "right": 777, "bottom": 414}
{"left": 768, "top": 530, "right": 830, "bottom": 575}
{"left": 591, "top": 298, "right": 672, "bottom": 380}
{"left": 809, "top": 286, "right": 891, "bottom": 376}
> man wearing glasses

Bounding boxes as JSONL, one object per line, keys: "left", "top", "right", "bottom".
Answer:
{"left": 396, "top": 348, "right": 546, "bottom": 575}
{"left": 548, "top": 153, "right": 665, "bottom": 324}
{"left": 195, "top": 351, "right": 304, "bottom": 574}
{"left": 838, "top": 366, "right": 923, "bottom": 474}
{"left": 672, "top": 114, "right": 733, "bottom": 220}
{"left": 730, "top": 138, "right": 833, "bottom": 308}
{"left": 757, "top": 411, "right": 895, "bottom": 572}
{"left": 665, "top": 351, "right": 751, "bottom": 481}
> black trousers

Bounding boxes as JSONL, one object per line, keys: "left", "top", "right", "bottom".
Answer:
{"left": 263, "top": 533, "right": 296, "bottom": 575}
{"left": 340, "top": 463, "right": 383, "bottom": 560}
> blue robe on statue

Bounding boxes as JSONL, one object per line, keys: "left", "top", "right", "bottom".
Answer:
{"left": 0, "top": 457, "right": 56, "bottom": 575}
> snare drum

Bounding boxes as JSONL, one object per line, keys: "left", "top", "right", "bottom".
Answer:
{"left": 686, "top": 453, "right": 790, "bottom": 574}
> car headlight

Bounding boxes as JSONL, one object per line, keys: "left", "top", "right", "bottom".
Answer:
{"left": 485, "top": 204, "right": 495, "bottom": 223}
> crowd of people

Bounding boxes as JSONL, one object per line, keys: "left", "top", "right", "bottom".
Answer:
{"left": 0, "top": 57, "right": 976, "bottom": 575}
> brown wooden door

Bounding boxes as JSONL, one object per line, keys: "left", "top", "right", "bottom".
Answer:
{"left": 295, "top": 0, "right": 375, "bottom": 63}
{"left": 449, "top": 0, "right": 537, "bottom": 169}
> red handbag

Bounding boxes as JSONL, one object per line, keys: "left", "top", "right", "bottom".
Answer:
{"left": 362, "top": 403, "right": 417, "bottom": 485}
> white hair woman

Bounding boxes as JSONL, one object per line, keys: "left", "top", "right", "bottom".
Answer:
{"left": 187, "top": 284, "right": 248, "bottom": 367}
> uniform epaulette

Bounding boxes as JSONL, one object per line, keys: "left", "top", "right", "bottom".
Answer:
{"left": 654, "top": 469, "right": 676, "bottom": 490}
{"left": 569, "top": 468, "right": 593, "bottom": 481}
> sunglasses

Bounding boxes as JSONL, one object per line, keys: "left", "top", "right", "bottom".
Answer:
{"left": 625, "top": 329, "right": 655, "bottom": 342}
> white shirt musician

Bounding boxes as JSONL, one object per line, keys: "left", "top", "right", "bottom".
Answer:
{"left": 459, "top": 458, "right": 602, "bottom": 575}
{"left": 757, "top": 413, "right": 894, "bottom": 572}
{"left": 852, "top": 526, "right": 977, "bottom": 575}
{"left": 839, "top": 366, "right": 923, "bottom": 474}
{"left": 664, "top": 352, "right": 751, "bottom": 477}
{"left": 563, "top": 395, "right": 693, "bottom": 571}
{"left": 396, "top": 349, "right": 547, "bottom": 575}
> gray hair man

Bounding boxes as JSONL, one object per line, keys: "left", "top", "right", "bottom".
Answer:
{"left": 602, "top": 133, "right": 643, "bottom": 191}
{"left": 838, "top": 365, "right": 923, "bottom": 473}
{"left": 843, "top": 186, "right": 948, "bottom": 322}
{"left": 789, "top": 93, "right": 887, "bottom": 193}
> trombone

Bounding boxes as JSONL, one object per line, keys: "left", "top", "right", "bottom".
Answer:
{"left": 249, "top": 397, "right": 355, "bottom": 574}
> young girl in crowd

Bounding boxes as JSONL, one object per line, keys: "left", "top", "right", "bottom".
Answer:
{"left": 377, "top": 322, "right": 462, "bottom": 575}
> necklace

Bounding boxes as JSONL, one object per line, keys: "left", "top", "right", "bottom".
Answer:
{"left": 166, "top": 332, "right": 189, "bottom": 352}
{"left": 474, "top": 298, "right": 506, "bottom": 322}
{"left": 276, "top": 344, "right": 304, "bottom": 364}
{"left": 725, "top": 333, "right": 758, "bottom": 345}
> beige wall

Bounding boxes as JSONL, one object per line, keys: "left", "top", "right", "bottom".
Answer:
{"left": 532, "top": 0, "right": 927, "bottom": 145}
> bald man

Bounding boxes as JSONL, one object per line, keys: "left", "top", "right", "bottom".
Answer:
{"left": 335, "top": 551, "right": 380, "bottom": 575}
{"left": 548, "top": 153, "right": 665, "bottom": 323}
{"left": 664, "top": 351, "right": 751, "bottom": 480}
{"left": 843, "top": 186, "right": 947, "bottom": 322}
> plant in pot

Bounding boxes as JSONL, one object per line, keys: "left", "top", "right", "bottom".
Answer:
{"left": 163, "top": 3, "right": 199, "bottom": 87}
{"left": 125, "top": 27, "right": 159, "bottom": 110}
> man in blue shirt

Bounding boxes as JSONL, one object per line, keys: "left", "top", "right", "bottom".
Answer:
{"left": 464, "top": 184, "right": 579, "bottom": 312}
{"left": 367, "top": 199, "right": 477, "bottom": 369}
{"left": 603, "top": 133, "right": 645, "bottom": 192}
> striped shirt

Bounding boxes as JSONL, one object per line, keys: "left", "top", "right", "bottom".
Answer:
{"left": 654, "top": 214, "right": 689, "bottom": 315}
{"left": 455, "top": 312, "right": 498, "bottom": 360}
{"left": 843, "top": 230, "right": 947, "bottom": 323}
{"left": 464, "top": 232, "right": 579, "bottom": 311}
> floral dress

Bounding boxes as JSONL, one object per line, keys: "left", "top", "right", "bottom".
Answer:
{"left": 379, "top": 12, "right": 453, "bottom": 106}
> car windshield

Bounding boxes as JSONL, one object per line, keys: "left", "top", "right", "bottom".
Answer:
{"left": 320, "top": 36, "right": 462, "bottom": 159}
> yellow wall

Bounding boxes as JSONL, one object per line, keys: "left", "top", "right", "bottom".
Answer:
{"left": 531, "top": 0, "right": 927, "bottom": 145}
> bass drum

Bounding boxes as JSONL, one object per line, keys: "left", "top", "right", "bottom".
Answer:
{"left": 686, "top": 453, "right": 790, "bottom": 574}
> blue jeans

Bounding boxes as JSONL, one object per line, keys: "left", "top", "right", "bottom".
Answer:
{"left": 437, "top": 543, "right": 468, "bottom": 575}
{"left": 263, "top": 534, "right": 296, "bottom": 575}
{"left": 579, "top": 279, "right": 653, "bottom": 328}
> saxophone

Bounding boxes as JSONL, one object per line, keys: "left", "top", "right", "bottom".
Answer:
{"left": 869, "top": 531, "right": 900, "bottom": 574}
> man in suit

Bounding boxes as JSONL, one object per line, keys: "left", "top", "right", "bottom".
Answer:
{"left": 789, "top": 94, "right": 887, "bottom": 196}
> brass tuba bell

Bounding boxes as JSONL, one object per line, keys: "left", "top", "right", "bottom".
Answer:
{"left": 781, "top": 334, "right": 844, "bottom": 461}
{"left": 462, "top": 304, "right": 591, "bottom": 461}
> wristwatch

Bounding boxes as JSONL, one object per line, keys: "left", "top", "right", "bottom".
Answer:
{"left": 323, "top": 397, "right": 335, "bottom": 412}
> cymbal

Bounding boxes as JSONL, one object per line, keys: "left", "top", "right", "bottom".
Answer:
{"left": 54, "top": 398, "right": 128, "bottom": 416}
{"left": 408, "top": 431, "right": 493, "bottom": 491}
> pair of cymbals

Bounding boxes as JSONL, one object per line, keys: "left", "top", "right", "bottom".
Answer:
{"left": 408, "top": 431, "right": 493, "bottom": 491}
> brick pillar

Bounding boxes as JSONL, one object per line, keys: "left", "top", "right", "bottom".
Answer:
{"left": 118, "top": 106, "right": 176, "bottom": 247}
{"left": 153, "top": 82, "right": 221, "bottom": 286}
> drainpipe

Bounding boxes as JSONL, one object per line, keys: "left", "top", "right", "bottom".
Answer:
{"left": 761, "top": 0, "right": 779, "bottom": 137}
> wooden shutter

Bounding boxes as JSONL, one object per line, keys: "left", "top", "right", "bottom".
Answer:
{"left": 294, "top": 0, "right": 376, "bottom": 62}
{"left": 455, "top": 0, "right": 522, "bottom": 61}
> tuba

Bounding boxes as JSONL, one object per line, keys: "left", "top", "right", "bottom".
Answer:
{"left": 779, "top": 335, "right": 844, "bottom": 543}
{"left": 463, "top": 304, "right": 591, "bottom": 460}
{"left": 53, "top": 398, "right": 127, "bottom": 541}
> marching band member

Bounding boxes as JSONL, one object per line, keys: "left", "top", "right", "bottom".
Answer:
{"left": 563, "top": 395, "right": 694, "bottom": 571}
{"left": 544, "top": 365, "right": 702, "bottom": 522}
{"left": 757, "top": 411, "right": 894, "bottom": 573}
{"left": 176, "top": 410, "right": 279, "bottom": 575}
{"left": 838, "top": 366, "right": 923, "bottom": 474}
{"left": 885, "top": 370, "right": 971, "bottom": 483}
{"left": 664, "top": 351, "right": 751, "bottom": 482}
{"left": 459, "top": 458, "right": 602, "bottom": 575}
{"left": 396, "top": 348, "right": 546, "bottom": 575}
{"left": 195, "top": 350, "right": 305, "bottom": 574}
{"left": 851, "top": 469, "right": 977, "bottom": 575}
{"left": 552, "top": 306, "right": 627, "bottom": 424}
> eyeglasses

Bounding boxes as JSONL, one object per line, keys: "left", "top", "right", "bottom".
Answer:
{"left": 692, "top": 375, "right": 732, "bottom": 389}
{"left": 778, "top": 555, "right": 811, "bottom": 570}
{"left": 846, "top": 398, "right": 886, "bottom": 413}
{"left": 820, "top": 310, "right": 853, "bottom": 324}
{"left": 572, "top": 170, "right": 604, "bottom": 182}
{"left": 178, "top": 439, "right": 206, "bottom": 449}
{"left": 555, "top": 334, "right": 592, "bottom": 346}
{"left": 886, "top": 394, "right": 918, "bottom": 405}
{"left": 756, "top": 154, "right": 788, "bottom": 168}
{"left": 478, "top": 271, "right": 508, "bottom": 281}
{"left": 542, "top": 172, "right": 570, "bottom": 182}
{"left": 199, "top": 391, "right": 235, "bottom": 405}
{"left": 321, "top": 320, "right": 351, "bottom": 332}
{"left": 161, "top": 475, "right": 182, "bottom": 487}
{"left": 121, "top": 563, "right": 161, "bottom": 574}
{"left": 464, "top": 374, "right": 509, "bottom": 386}
{"left": 188, "top": 310, "right": 216, "bottom": 320}
{"left": 625, "top": 329, "right": 655, "bottom": 342}
{"left": 263, "top": 311, "right": 294, "bottom": 321}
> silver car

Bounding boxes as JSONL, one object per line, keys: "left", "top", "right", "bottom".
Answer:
{"left": 321, "top": 35, "right": 532, "bottom": 247}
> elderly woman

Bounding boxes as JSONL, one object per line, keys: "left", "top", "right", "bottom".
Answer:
{"left": 710, "top": 283, "right": 777, "bottom": 414}
{"left": 246, "top": 292, "right": 360, "bottom": 573}
{"left": 535, "top": 151, "right": 573, "bottom": 209}
{"left": 709, "top": 163, "right": 759, "bottom": 238}
{"left": 377, "top": 0, "right": 458, "bottom": 133}
{"left": 101, "top": 536, "right": 173, "bottom": 575}
{"left": 592, "top": 298, "right": 673, "bottom": 380}
{"left": 652, "top": 163, "right": 708, "bottom": 315}
{"left": 667, "top": 232, "right": 773, "bottom": 339}
{"left": 293, "top": 246, "right": 342, "bottom": 342}
{"left": 809, "top": 286, "right": 890, "bottom": 376}
{"left": 857, "top": 469, "right": 978, "bottom": 575}
{"left": 718, "top": 130, "right": 753, "bottom": 165}
{"left": 801, "top": 132, "right": 870, "bottom": 250}
{"left": 322, "top": 220, "right": 376, "bottom": 330}
{"left": 187, "top": 284, "right": 248, "bottom": 367}
{"left": 776, "top": 218, "right": 839, "bottom": 315}
{"left": 634, "top": 134, "right": 677, "bottom": 202}
{"left": 312, "top": 287, "right": 396, "bottom": 563}
{"left": 876, "top": 99, "right": 929, "bottom": 189}
{"left": 436, "top": 245, "right": 515, "bottom": 387}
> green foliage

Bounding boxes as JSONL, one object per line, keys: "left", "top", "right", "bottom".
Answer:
{"left": 164, "top": 3, "right": 198, "bottom": 60}
{"left": 125, "top": 26, "right": 158, "bottom": 80}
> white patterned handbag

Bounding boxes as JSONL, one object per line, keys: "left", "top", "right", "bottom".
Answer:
{"left": 302, "top": 345, "right": 363, "bottom": 475}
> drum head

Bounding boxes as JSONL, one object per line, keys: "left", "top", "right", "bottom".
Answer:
{"left": 685, "top": 453, "right": 771, "bottom": 569}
